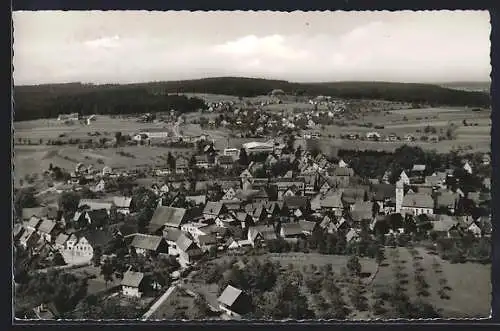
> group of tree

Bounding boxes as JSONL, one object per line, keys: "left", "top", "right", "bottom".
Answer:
{"left": 15, "top": 84, "right": 207, "bottom": 121}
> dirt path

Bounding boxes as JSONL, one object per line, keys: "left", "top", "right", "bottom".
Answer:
{"left": 142, "top": 284, "right": 178, "bottom": 320}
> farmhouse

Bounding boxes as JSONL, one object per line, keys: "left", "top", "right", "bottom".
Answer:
{"left": 401, "top": 193, "right": 434, "bottom": 216}
{"left": 203, "top": 202, "right": 227, "bottom": 219}
{"left": 121, "top": 271, "right": 146, "bottom": 298}
{"left": 148, "top": 206, "right": 187, "bottom": 233}
{"left": 113, "top": 196, "right": 132, "bottom": 215}
{"left": 37, "top": 219, "right": 59, "bottom": 243}
{"left": 62, "top": 229, "right": 114, "bottom": 264}
{"left": 130, "top": 234, "right": 168, "bottom": 256}
{"left": 176, "top": 234, "right": 203, "bottom": 266}
{"left": 218, "top": 285, "right": 252, "bottom": 318}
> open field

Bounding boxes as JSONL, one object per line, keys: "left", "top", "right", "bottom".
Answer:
{"left": 373, "top": 247, "right": 491, "bottom": 318}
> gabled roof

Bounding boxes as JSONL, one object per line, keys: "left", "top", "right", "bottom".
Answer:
{"left": 402, "top": 193, "right": 434, "bottom": 209}
{"left": 283, "top": 196, "right": 308, "bottom": 209}
{"left": 121, "top": 271, "right": 144, "bottom": 288}
{"left": 113, "top": 196, "right": 132, "bottom": 208}
{"left": 221, "top": 199, "right": 242, "bottom": 210}
{"left": 333, "top": 167, "right": 354, "bottom": 177}
{"left": 149, "top": 206, "right": 187, "bottom": 232}
{"left": 412, "top": 164, "right": 426, "bottom": 172}
{"left": 78, "top": 199, "right": 113, "bottom": 211}
{"left": 55, "top": 233, "right": 69, "bottom": 245}
{"left": 38, "top": 219, "right": 57, "bottom": 234}
{"left": 432, "top": 215, "right": 458, "bottom": 232}
{"left": 27, "top": 216, "right": 42, "bottom": 229}
{"left": 203, "top": 202, "right": 224, "bottom": 216}
{"left": 198, "top": 234, "right": 217, "bottom": 246}
{"left": 176, "top": 233, "right": 197, "bottom": 252}
{"left": 235, "top": 212, "right": 251, "bottom": 223}
{"left": 86, "top": 209, "right": 109, "bottom": 223}
{"left": 131, "top": 234, "right": 164, "bottom": 251}
{"left": 436, "top": 191, "right": 457, "bottom": 208}
{"left": 81, "top": 229, "right": 114, "bottom": 248}
{"left": 320, "top": 193, "right": 343, "bottom": 209}
{"left": 19, "top": 228, "right": 37, "bottom": 243}
{"left": 247, "top": 227, "right": 262, "bottom": 242}
{"left": 218, "top": 285, "right": 244, "bottom": 307}
{"left": 281, "top": 223, "right": 303, "bottom": 236}
{"left": 371, "top": 184, "right": 396, "bottom": 200}
{"left": 299, "top": 220, "right": 317, "bottom": 233}
{"left": 163, "top": 227, "right": 183, "bottom": 243}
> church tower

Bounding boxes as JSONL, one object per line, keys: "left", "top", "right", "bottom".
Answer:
{"left": 395, "top": 179, "right": 404, "bottom": 214}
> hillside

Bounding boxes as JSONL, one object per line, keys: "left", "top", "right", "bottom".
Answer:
{"left": 14, "top": 77, "right": 491, "bottom": 121}
{"left": 439, "top": 81, "right": 490, "bottom": 93}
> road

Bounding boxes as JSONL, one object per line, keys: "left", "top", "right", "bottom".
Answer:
{"left": 141, "top": 283, "right": 178, "bottom": 320}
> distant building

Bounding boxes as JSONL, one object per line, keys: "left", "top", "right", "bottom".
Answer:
{"left": 242, "top": 142, "right": 274, "bottom": 154}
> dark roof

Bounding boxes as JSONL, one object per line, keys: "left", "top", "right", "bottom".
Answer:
{"left": 284, "top": 196, "right": 308, "bottom": 209}
{"left": 235, "top": 212, "right": 251, "bottom": 222}
{"left": 78, "top": 199, "right": 113, "bottom": 211}
{"left": 371, "top": 184, "right": 395, "bottom": 200}
{"left": 86, "top": 209, "right": 109, "bottom": 223}
{"left": 221, "top": 200, "right": 242, "bottom": 210}
{"left": 299, "top": 220, "right": 317, "bottom": 232}
{"left": 149, "top": 206, "right": 187, "bottom": 232}
{"left": 436, "top": 191, "right": 457, "bottom": 208}
{"left": 13, "top": 224, "right": 24, "bottom": 238}
{"left": 81, "top": 229, "right": 114, "bottom": 247}
{"left": 121, "top": 271, "right": 144, "bottom": 288}
{"left": 281, "top": 223, "right": 303, "bottom": 236}
{"left": 203, "top": 202, "right": 224, "bottom": 216}
{"left": 117, "top": 222, "right": 139, "bottom": 237}
{"left": 131, "top": 234, "right": 164, "bottom": 251}
{"left": 198, "top": 234, "right": 217, "bottom": 246}
{"left": 218, "top": 285, "right": 243, "bottom": 307}
{"left": 342, "top": 188, "right": 366, "bottom": 204}
{"left": 217, "top": 155, "right": 234, "bottom": 165}
{"left": 254, "top": 189, "right": 269, "bottom": 199}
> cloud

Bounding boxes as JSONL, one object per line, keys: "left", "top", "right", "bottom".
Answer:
{"left": 12, "top": 11, "right": 490, "bottom": 85}
{"left": 84, "top": 35, "right": 121, "bottom": 49}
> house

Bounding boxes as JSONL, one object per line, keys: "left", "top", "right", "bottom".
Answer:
{"left": 247, "top": 227, "right": 264, "bottom": 247}
{"left": 78, "top": 199, "right": 113, "bottom": 215}
{"left": 463, "top": 161, "right": 473, "bottom": 174}
{"left": 467, "top": 222, "right": 482, "bottom": 237}
{"left": 181, "top": 222, "right": 212, "bottom": 240}
{"left": 283, "top": 196, "right": 310, "bottom": 214}
{"left": 19, "top": 228, "right": 41, "bottom": 250}
{"left": 13, "top": 224, "right": 25, "bottom": 242}
{"left": 197, "top": 234, "right": 217, "bottom": 252}
{"left": 31, "top": 302, "right": 60, "bottom": 320}
{"left": 482, "top": 154, "right": 491, "bottom": 166}
{"left": 175, "top": 157, "right": 189, "bottom": 174}
{"left": 299, "top": 220, "right": 317, "bottom": 235}
{"left": 432, "top": 215, "right": 459, "bottom": 238}
{"left": 401, "top": 193, "right": 434, "bottom": 216}
{"left": 342, "top": 188, "right": 367, "bottom": 206}
{"left": 478, "top": 216, "right": 492, "bottom": 237}
{"left": 62, "top": 229, "right": 114, "bottom": 264}
{"left": 221, "top": 199, "right": 242, "bottom": 212}
{"left": 176, "top": 234, "right": 203, "bottom": 266}
{"left": 37, "top": 219, "right": 58, "bottom": 242}
{"left": 85, "top": 209, "right": 110, "bottom": 227}
{"left": 215, "top": 214, "right": 239, "bottom": 228}
{"left": 113, "top": 196, "right": 132, "bottom": 215}
{"left": 195, "top": 155, "right": 211, "bottom": 169}
{"left": 130, "top": 234, "right": 168, "bottom": 256}
{"left": 222, "top": 188, "right": 238, "bottom": 201}
{"left": 280, "top": 223, "right": 304, "bottom": 239}
{"left": 217, "top": 155, "right": 235, "bottom": 169}
{"left": 436, "top": 191, "right": 458, "bottom": 214}
{"left": 26, "top": 216, "right": 43, "bottom": 231}
{"left": 331, "top": 167, "right": 354, "bottom": 188}
{"left": 121, "top": 271, "right": 145, "bottom": 298}
{"left": 54, "top": 233, "right": 70, "bottom": 251}
{"left": 371, "top": 183, "right": 396, "bottom": 214}
{"left": 350, "top": 201, "right": 374, "bottom": 223}
{"left": 203, "top": 202, "right": 227, "bottom": 219}
{"left": 320, "top": 193, "right": 343, "bottom": 216}
{"left": 21, "top": 206, "right": 59, "bottom": 222}
{"left": 483, "top": 177, "right": 491, "bottom": 191}
{"left": 346, "top": 228, "right": 360, "bottom": 243}
{"left": 149, "top": 206, "right": 187, "bottom": 233}
{"left": 218, "top": 285, "right": 252, "bottom": 318}
{"left": 411, "top": 164, "right": 426, "bottom": 175}
{"left": 162, "top": 227, "right": 184, "bottom": 255}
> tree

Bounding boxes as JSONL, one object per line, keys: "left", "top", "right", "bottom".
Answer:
{"left": 14, "top": 187, "right": 38, "bottom": 217}
{"left": 100, "top": 260, "right": 114, "bottom": 287}
{"left": 92, "top": 246, "right": 103, "bottom": 267}
{"left": 346, "top": 255, "right": 362, "bottom": 277}
{"left": 52, "top": 252, "right": 66, "bottom": 267}
{"left": 167, "top": 152, "right": 176, "bottom": 170}
{"left": 239, "top": 148, "right": 249, "bottom": 166}
{"left": 115, "top": 131, "right": 122, "bottom": 144}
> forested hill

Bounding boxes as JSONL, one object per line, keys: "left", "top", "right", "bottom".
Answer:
{"left": 14, "top": 77, "right": 490, "bottom": 121}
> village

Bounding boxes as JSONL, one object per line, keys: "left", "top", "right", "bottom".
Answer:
{"left": 13, "top": 112, "right": 492, "bottom": 319}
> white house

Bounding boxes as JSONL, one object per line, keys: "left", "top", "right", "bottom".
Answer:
{"left": 121, "top": 271, "right": 145, "bottom": 298}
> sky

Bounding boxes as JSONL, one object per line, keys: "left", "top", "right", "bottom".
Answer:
{"left": 13, "top": 10, "right": 491, "bottom": 85}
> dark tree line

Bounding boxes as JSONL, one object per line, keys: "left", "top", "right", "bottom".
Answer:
{"left": 14, "top": 86, "right": 207, "bottom": 121}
